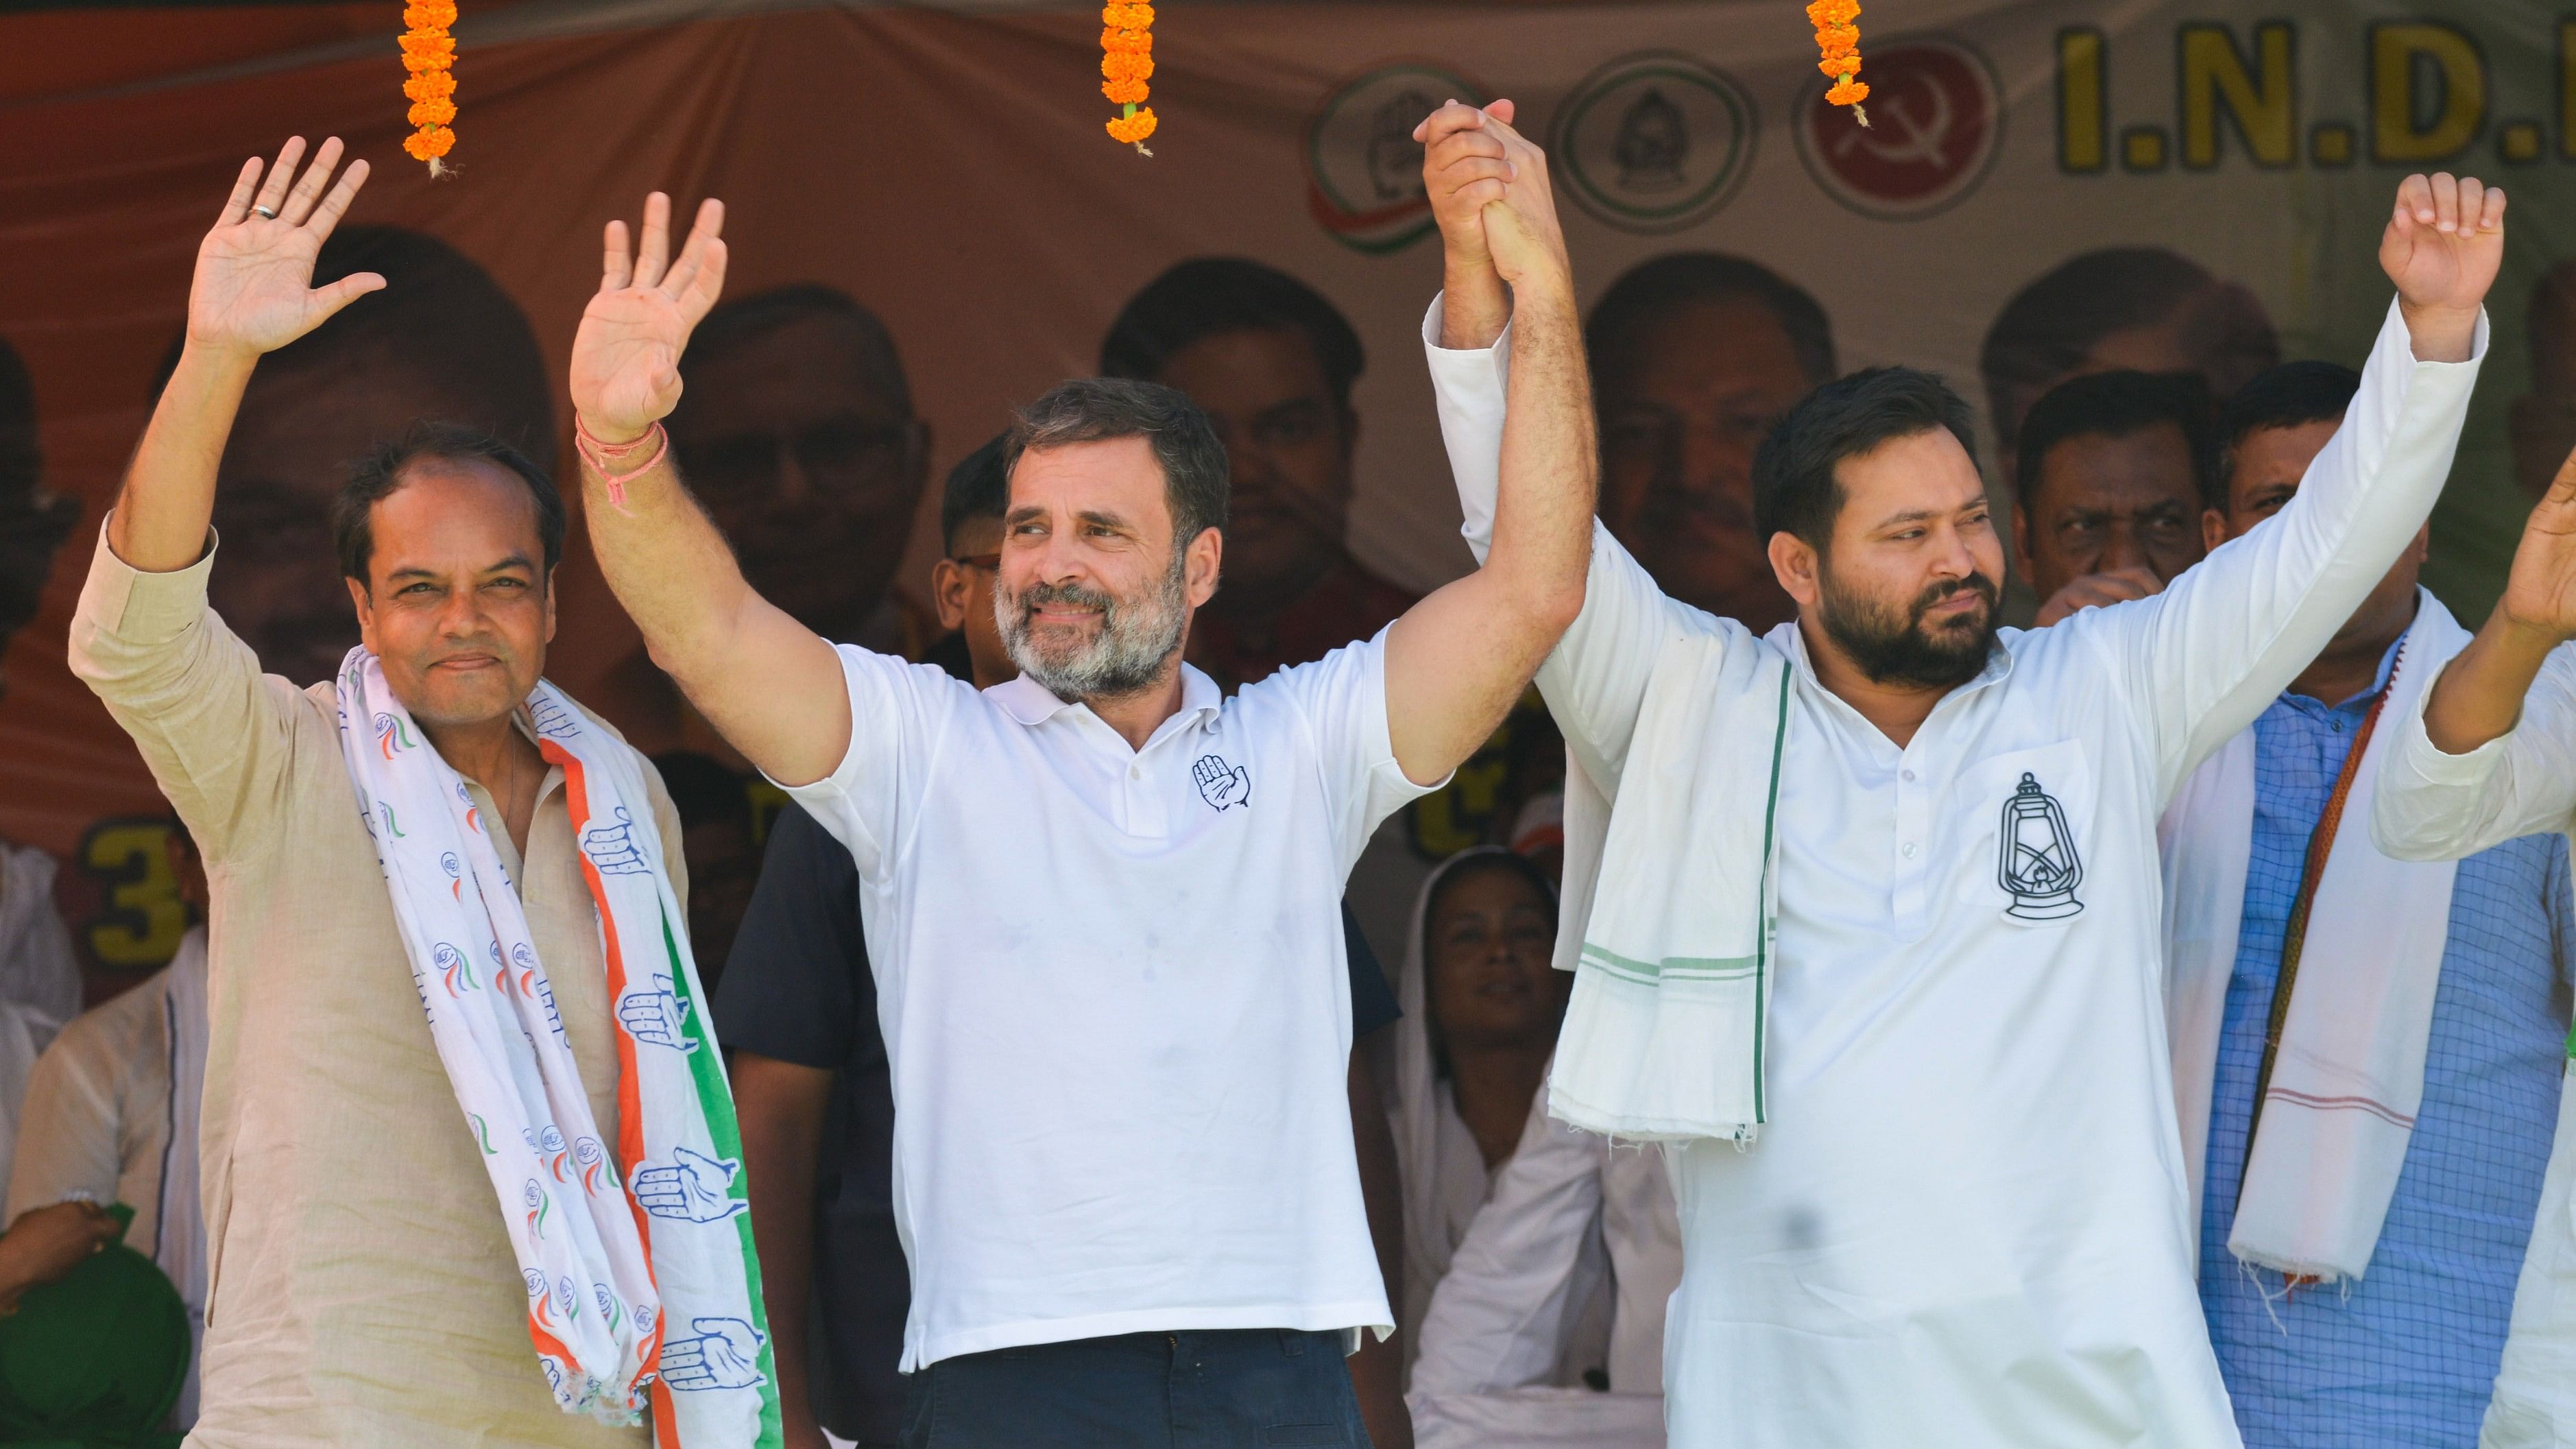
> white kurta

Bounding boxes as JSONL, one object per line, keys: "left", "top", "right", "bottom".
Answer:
{"left": 1425, "top": 294, "right": 2484, "bottom": 1447}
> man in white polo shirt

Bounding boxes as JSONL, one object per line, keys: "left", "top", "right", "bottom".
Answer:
{"left": 557, "top": 183, "right": 1594, "bottom": 1446}
{"left": 1416, "top": 102, "right": 2501, "bottom": 1447}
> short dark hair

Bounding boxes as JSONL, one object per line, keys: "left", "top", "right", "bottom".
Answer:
{"left": 940, "top": 431, "right": 1013, "bottom": 551}
{"left": 677, "top": 283, "right": 913, "bottom": 417}
{"left": 154, "top": 226, "right": 553, "bottom": 455}
{"left": 1006, "top": 379, "right": 1229, "bottom": 548}
{"left": 1753, "top": 368, "right": 1979, "bottom": 550}
{"left": 2013, "top": 370, "right": 2216, "bottom": 513}
{"left": 334, "top": 421, "right": 564, "bottom": 586}
{"left": 1099, "top": 259, "right": 1365, "bottom": 410}
{"left": 1587, "top": 252, "right": 1838, "bottom": 389}
{"left": 1980, "top": 246, "right": 2278, "bottom": 456}
{"left": 650, "top": 751, "right": 751, "bottom": 832}
{"left": 2212, "top": 361, "right": 2361, "bottom": 507}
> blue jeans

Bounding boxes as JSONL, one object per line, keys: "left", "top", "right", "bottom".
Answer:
{"left": 898, "top": 1328, "right": 1371, "bottom": 1448}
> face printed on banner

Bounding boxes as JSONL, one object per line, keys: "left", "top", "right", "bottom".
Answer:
{"left": 1595, "top": 293, "right": 1817, "bottom": 630}
{"left": 996, "top": 436, "right": 1208, "bottom": 701}
{"left": 1811, "top": 429, "right": 2004, "bottom": 691}
{"left": 668, "top": 289, "right": 928, "bottom": 645}
{"left": 1151, "top": 326, "right": 1353, "bottom": 619}
{"left": 2017, "top": 424, "right": 2206, "bottom": 600}
{"left": 201, "top": 226, "right": 552, "bottom": 688}
{"left": 1424, "top": 859, "right": 1565, "bottom": 1056}
{"left": 346, "top": 459, "right": 555, "bottom": 730}
{"left": 0, "top": 336, "right": 77, "bottom": 700}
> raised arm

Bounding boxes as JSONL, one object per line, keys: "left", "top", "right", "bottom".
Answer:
{"left": 2094, "top": 173, "right": 2500, "bottom": 788}
{"left": 568, "top": 194, "right": 850, "bottom": 787}
{"left": 1415, "top": 104, "right": 1702, "bottom": 790}
{"left": 73, "top": 139, "right": 378, "bottom": 861}
{"left": 1381, "top": 128, "right": 1594, "bottom": 784}
{"left": 108, "top": 137, "right": 381, "bottom": 573}
{"left": 2372, "top": 446, "right": 2576, "bottom": 860}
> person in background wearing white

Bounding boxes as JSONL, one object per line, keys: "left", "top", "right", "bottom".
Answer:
{"left": 1382, "top": 848, "right": 1572, "bottom": 1378}
{"left": 2370, "top": 438, "right": 2576, "bottom": 1446}
{"left": 7, "top": 818, "right": 211, "bottom": 1431}
{"left": 1419, "top": 94, "right": 2500, "bottom": 1447}
{"left": 557, "top": 154, "right": 1596, "bottom": 1442}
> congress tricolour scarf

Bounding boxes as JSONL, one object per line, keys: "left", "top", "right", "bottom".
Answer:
{"left": 334, "top": 649, "right": 778, "bottom": 1448}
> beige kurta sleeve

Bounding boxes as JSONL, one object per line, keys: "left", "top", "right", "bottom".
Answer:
{"left": 67, "top": 524, "right": 305, "bottom": 867}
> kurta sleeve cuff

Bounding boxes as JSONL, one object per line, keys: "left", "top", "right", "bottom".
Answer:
{"left": 1421, "top": 294, "right": 1513, "bottom": 409}
{"left": 71, "top": 518, "right": 218, "bottom": 653}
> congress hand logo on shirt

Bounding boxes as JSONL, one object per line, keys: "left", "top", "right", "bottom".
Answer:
{"left": 658, "top": 1316, "right": 767, "bottom": 1391}
{"left": 1194, "top": 754, "right": 1251, "bottom": 811}
{"left": 633, "top": 1145, "right": 749, "bottom": 1223}
{"left": 617, "top": 974, "right": 697, "bottom": 1051}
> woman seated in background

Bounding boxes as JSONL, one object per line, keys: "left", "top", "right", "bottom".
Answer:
{"left": 1383, "top": 846, "right": 1587, "bottom": 1378}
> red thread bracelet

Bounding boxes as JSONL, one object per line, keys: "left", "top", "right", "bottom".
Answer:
{"left": 574, "top": 417, "right": 668, "bottom": 510}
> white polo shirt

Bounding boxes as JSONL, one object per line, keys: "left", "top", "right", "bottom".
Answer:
{"left": 783, "top": 633, "right": 1433, "bottom": 1370}
{"left": 1425, "top": 294, "right": 2485, "bottom": 1447}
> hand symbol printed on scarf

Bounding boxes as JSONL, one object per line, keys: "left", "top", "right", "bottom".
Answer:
{"left": 658, "top": 1316, "right": 767, "bottom": 1392}
{"left": 618, "top": 975, "right": 696, "bottom": 1051}
{"left": 633, "top": 1145, "right": 747, "bottom": 1223}
{"left": 1193, "top": 754, "right": 1251, "bottom": 811}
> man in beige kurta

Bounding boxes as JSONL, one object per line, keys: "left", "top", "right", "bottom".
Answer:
{"left": 70, "top": 138, "right": 683, "bottom": 1447}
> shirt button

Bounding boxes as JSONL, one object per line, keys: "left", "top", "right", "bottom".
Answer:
{"left": 1130, "top": 766, "right": 1142, "bottom": 778}
{"left": 1901, "top": 769, "right": 1916, "bottom": 782}
{"left": 1901, "top": 842, "right": 1918, "bottom": 859}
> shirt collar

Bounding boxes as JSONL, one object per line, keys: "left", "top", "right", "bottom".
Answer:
{"left": 989, "top": 664, "right": 1226, "bottom": 739}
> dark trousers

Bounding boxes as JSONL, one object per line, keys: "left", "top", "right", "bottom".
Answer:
{"left": 898, "top": 1328, "right": 1371, "bottom": 1448}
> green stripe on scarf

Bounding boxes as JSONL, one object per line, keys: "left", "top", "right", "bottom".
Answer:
{"left": 659, "top": 911, "right": 782, "bottom": 1448}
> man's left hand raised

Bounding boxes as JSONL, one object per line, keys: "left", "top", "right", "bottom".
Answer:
{"left": 2382, "top": 172, "right": 2504, "bottom": 363}
{"left": 570, "top": 193, "right": 730, "bottom": 444}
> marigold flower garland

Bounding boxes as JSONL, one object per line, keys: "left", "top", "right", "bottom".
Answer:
{"left": 400, "top": 0, "right": 459, "bottom": 175}
{"left": 1102, "top": 2, "right": 1157, "bottom": 154}
{"left": 1807, "top": 0, "right": 1871, "bottom": 127}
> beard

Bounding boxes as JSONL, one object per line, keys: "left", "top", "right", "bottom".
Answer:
{"left": 1818, "top": 565, "right": 2000, "bottom": 691}
{"left": 996, "top": 547, "right": 1190, "bottom": 703}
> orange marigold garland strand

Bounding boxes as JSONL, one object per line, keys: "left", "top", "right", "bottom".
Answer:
{"left": 1102, "top": 2, "right": 1157, "bottom": 155}
{"left": 1807, "top": 0, "right": 1870, "bottom": 127}
{"left": 400, "top": 0, "right": 459, "bottom": 176}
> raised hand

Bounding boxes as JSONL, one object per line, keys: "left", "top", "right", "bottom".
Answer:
{"left": 2381, "top": 172, "right": 2505, "bottom": 361}
{"left": 2499, "top": 444, "right": 2576, "bottom": 643}
{"left": 570, "top": 193, "right": 728, "bottom": 444}
{"left": 190, "top": 136, "right": 380, "bottom": 359}
{"left": 1419, "top": 99, "right": 1519, "bottom": 278}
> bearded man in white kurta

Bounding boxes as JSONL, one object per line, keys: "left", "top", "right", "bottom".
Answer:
{"left": 1414, "top": 101, "right": 2504, "bottom": 1448}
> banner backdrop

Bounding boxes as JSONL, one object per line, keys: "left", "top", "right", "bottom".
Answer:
{"left": 1, "top": 0, "right": 2570, "bottom": 988}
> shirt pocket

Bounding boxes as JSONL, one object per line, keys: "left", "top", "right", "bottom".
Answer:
{"left": 1947, "top": 739, "right": 2097, "bottom": 927}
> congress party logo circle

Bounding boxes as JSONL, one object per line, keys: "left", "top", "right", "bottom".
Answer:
{"left": 1795, "top": 36, "right": 2002, "bottom": 221}
{"left": 1552, "top": 53, "right": 1757, "bottom": 235}
{"left": 1305, "top": 62, "right": 1489, "bottom": 254}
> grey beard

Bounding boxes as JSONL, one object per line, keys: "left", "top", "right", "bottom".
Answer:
{"left": 997, "top": 549, "right": 1189, "bottom": 703}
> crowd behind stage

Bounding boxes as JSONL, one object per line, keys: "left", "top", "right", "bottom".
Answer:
{"left": 0, "top": 126, "right": 2568, "bottom": 1449}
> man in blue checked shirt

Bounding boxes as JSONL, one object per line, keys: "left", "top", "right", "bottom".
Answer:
{"left": 2092, "top": 361, "right": 2576, "bottom": 1448}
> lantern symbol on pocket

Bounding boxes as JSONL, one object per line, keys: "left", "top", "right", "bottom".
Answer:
{"left": 1997, "top": 772, "right": 2083, "bottom": 920}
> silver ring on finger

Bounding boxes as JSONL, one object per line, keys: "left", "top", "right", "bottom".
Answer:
{"left": 252, "top": 204, "right": 278, "bottom": 219}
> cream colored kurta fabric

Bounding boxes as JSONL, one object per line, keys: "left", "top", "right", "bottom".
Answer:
{"left": 69, "top": 527, "right": 684, "bottom": 1449}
